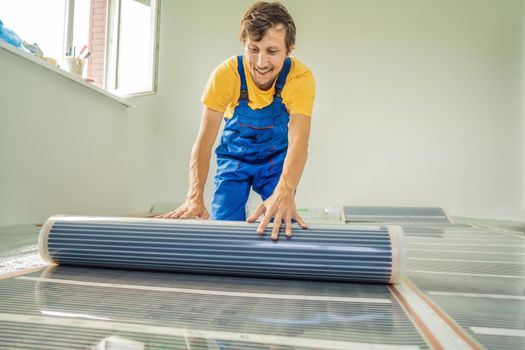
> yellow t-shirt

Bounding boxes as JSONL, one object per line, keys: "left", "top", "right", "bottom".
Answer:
{"left": 201, "top": 56, "right": 315, "bottom": 119}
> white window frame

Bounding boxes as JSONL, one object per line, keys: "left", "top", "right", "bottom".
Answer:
{"left": 105, "top": 0, "right": 160, "bottom": 97}
{"left": 63, "top": 0, "right": 75, "bottom": 67}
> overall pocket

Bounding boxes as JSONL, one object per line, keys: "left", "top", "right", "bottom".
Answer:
{"left": 237, "top": 114, "right": 274, "bottom": 143}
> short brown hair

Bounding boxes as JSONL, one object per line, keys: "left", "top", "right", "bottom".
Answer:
{"left": 240, "top": 2, "right": 296, "bottom": 53}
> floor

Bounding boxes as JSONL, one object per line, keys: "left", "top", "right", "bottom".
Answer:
{"left": 0, "top": 212, "right": 523, "bottom": 349}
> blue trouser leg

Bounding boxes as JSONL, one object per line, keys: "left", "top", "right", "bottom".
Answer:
{"left": 252, "top": 159, "right": 298, "bottom": 224}
{"left": 253, "top": 172, "right": 281, "bottom": 201}
{"left": 253, "top": 156, "right": 285, "bottom": 201}
{"left": 211, "top": 178, "right": 251, "bottom": 221}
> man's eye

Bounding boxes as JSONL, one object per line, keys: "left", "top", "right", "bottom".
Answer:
{"left": 268, "top": 50, "right": 277, "bottom": 55}
{"left": 250, "top": 47, "right": 258, "bottom": 52}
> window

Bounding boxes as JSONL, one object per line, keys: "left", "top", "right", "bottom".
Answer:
{"left": 0, "top": 0, "right": 160, "bottom": 97}
{"left": 106, "top": 0, "right": 159, "bottom": 95}
{"left": 0, "top": 0, "right": 66, "bottom": 63}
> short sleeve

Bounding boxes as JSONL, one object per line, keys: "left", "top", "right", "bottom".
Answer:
{"left": 201, "top": 58, "right": 237, "bottom": 113}
{"left": 283, "top": 68, "right": 316, "bottom": 117}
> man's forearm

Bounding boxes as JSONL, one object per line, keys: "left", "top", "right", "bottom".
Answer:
{"left": 275, "top": 142, "right": 308, "bottom": 193}
{"left": 186, "top": 142, "right": 212, "bottom": 202}
{"left": 184, "top": 107, "right": 224, "bottom": 203}
{"left": 275, "top": 114, "right": 311, "bottom": 194}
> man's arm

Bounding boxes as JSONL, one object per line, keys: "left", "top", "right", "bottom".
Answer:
{"left": 157, "top": 107, "right": 223, "bottom": 219}
{"left": 247, "top": 114, "right": 311, "bottom": 239}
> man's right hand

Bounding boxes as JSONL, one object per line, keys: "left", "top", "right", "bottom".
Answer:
{"left": 156, "top": 200, "right": 210, "bottom": 220}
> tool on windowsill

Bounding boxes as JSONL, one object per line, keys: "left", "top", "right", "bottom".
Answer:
{"left": 78, "top": 45, "right": 87, "bottom": 57}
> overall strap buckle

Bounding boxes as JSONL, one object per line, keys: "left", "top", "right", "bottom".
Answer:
{"left": 240, "top": 90, "right": 249, "bottom": 101}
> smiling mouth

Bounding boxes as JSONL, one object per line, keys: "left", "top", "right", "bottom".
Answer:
{"left": 255, "top": 68, "right": 273, "bottom": 76}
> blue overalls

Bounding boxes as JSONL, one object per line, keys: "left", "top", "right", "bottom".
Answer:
{"left": 211, "top": 55, "right": 292, "bottom": 221}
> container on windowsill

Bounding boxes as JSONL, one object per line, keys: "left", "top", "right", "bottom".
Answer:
{"left": 64, "top": 56, "right": 84, "bottom": 77}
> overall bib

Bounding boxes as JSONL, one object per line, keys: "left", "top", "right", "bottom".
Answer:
{"left": 211, "top": 55, "right": 292, "bottom": 220}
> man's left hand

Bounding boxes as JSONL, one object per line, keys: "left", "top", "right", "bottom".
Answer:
{"left": 246, "top": 189, "right": 308, "bottom": 240}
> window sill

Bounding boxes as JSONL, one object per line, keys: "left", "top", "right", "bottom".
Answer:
{"left": 0, "top": 40, "right": 130, "bottom": 107}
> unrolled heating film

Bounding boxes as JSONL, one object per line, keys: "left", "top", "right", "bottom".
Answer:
{"left": 344, "top": 206, "right": 450, "bottom": 223}
{"left": 0, "top": 266, "right": 431, "bottom": 350}
{"left": 38, "top": 215, "right": 406, "bottom": 284}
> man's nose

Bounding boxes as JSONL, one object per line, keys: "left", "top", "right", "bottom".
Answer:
{"left": 256, "top": 53, "right": 269, "bottom": 68}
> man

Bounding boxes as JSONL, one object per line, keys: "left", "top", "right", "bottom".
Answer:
{"left": 159, "top": 2, "right": 315, "bottom": 240}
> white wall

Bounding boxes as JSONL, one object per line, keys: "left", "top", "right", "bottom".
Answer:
{"left": 522, "top": 0, "right": 525, "bottom": 217}
{"left": 151, "top": 1, "right": 244, "bottom": 207}
{"left": 153, "top": 0, "right": 524, "bottom": 220}
{"left": 304, "top": 0, "right": 523, "bottom": 220}
{"left": 1, "top": 0, "right": 523, "bottom": 225}
{"left": 0, "top": 52, "right": 160, "bottom": 225}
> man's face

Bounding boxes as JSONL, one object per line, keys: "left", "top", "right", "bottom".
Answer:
{"left": 245, "top": 24, "right": 290, "bottom": 91}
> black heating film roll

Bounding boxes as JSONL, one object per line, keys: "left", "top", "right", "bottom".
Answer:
{"left": 38, "top": 216, "right": 406, "bottom": 284}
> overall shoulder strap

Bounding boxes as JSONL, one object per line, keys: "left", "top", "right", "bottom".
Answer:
{"left": 274, "top": 57, "right": 291, "bottom": 99}
{"left": 237, "top": 55, "right": 249, "bottom": 102}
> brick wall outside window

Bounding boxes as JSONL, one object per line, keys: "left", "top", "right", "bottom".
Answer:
{"left": 88, "top": 0, "right": 107, "bottom": 88}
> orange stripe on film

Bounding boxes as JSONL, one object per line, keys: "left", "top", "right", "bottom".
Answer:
{"left": 389, "top": 285, "right": 445, "bottom": 350}
{"left": 405, "top": 280, "right": 483, "bottom": 350}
